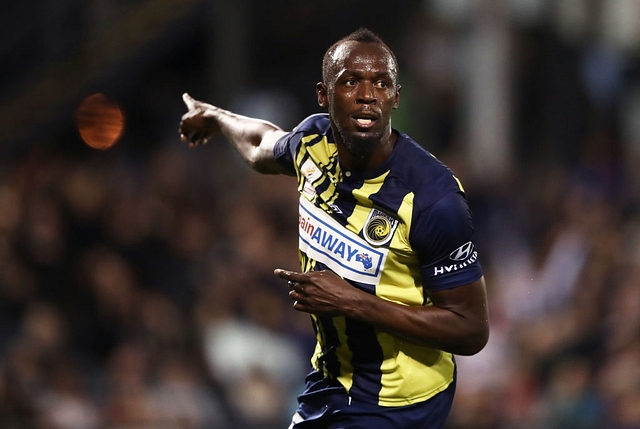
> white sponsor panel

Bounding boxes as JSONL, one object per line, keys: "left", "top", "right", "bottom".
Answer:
{"left": 299, "top": 197, "right": 387, "bottom": 285}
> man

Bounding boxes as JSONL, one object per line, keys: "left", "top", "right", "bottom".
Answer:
{"left": 179, "top": 28, "right": 489, "bottom": 429}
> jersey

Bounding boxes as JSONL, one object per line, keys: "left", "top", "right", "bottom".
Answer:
{"left": 273, "top": 113, "right": 483, "bottom": 407}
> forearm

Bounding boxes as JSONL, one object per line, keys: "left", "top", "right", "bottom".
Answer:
{"left": 349, "top": 296, "right": 487, "bottom": 355}
{"left": 343, "top": 280, "right": 489, "bottom": 356}
{"left": 205, "top": 105, "right": 288, "bottom": 174}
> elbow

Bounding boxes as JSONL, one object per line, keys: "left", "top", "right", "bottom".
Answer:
{"left": 244, "top": 152, "right": 265, "bottom": 172}
{"left": 457, "top": 321, "right": 490, "bottom": 356}
{"left": 246, "top": 147, "right": 283, "bottom": 174}
{"left": 247, "top": 158, "right": 269, "bottom": 173}
{"left": 251, "top": 160, "right": 284, "bottom": 175}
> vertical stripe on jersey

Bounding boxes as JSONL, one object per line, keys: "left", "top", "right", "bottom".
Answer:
{"left": 331, "top": 316, "right": 355, "bottom": 391}
{"left": 311, "top": 314, "right": 345, "bottom": 379}
{"left": 376, "top": 192, "right": 425, "bottom": 306}
{"left": 347, "top": 173, "right": 388, "bottom": 227}
{"left": 342, "top": 318, "right": 384, "bottom": 400}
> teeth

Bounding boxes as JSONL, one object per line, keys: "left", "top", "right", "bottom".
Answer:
{"left": 356, "top": 118, "right": 372, "bottom": 125}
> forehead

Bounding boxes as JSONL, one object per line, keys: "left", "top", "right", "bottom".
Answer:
{"left": 329, "top": 41, "right": 396, "bottom": 77}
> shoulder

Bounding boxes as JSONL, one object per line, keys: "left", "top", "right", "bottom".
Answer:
{"left": 391, "top": 132, "right": 463, "bottom": 206}
{"left": 291, "top": 113, "right": 331, "bottom": 136}
{"left": 274, "top": 113, "right": 332, "bottom": 171}
{"left": 277, "top": 113, "right": 332, "bottom": 149}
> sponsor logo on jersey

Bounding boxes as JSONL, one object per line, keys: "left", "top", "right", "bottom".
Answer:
{"left": 363, "top": 208, "right": 399, "bottom": 247}
{"left": 449, "top": 241, "right": 474, "bottom": 261}
{"left": 302, "top": 182, "right": 317, "bottom": 198}
{"left": 329, "top": 204, "right": 343, "bottom": 214}
{"left": 299, "top": 197, "right": 387, "bottom": 284}
{"left": 301, "top": 158, "right": 322, "bottom": 199}
{"left": 301, "top": 158, "right": 322, "bottom": 183}
{"left": 433, "top": 242, "right": 478, "bottom": 276}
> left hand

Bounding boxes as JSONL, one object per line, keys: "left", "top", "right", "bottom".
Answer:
{"left": 274, "top": 268, "right": 362, "bottom": 317}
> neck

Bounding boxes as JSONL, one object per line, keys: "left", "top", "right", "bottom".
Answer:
{"left": 338, "top": 129, "right": 397, "bottom": 172}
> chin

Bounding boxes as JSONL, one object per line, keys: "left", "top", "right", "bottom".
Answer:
{"left": 352, "top": 128, "right": 383, "bottom": 143}
{"left": 343, "top": 134, "right": 380, "bottom": 160}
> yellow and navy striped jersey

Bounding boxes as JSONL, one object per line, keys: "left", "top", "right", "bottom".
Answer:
{"left": 274, "top": 114, "right": 483, "bottom": 407}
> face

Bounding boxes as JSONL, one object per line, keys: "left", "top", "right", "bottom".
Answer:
{"left": 317, "top": 41, "right": 400, "bottom": 167}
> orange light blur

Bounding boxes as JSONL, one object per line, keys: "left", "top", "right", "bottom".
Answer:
{"left": 75, "top": 93, "right": 125, "bottom": 150}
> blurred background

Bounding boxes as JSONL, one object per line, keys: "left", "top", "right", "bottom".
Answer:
{"left": 1, "top": 0, "right": 640, "bottom": 428}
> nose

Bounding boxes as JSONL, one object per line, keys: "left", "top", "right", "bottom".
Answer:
{"left": 357, "top": 81, "right": 376, "bottom": 104}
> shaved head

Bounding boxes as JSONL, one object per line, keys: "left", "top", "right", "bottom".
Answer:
{"left": 322, "top": 28, "right": 399, "bottom": 87}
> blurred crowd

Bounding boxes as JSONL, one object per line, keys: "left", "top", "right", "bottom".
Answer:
{"left": 4, "top": 101, "right": 640, "bottom": 429}
{"left": 3, "top": 1, "right": 640, "bottom": 428}
{"left": 0, "top": 140, "right": 312, "bottom": 428}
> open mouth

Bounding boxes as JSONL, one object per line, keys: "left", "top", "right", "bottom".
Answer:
{"left": 353, "top": 116, "right": 377, "bottom": 129}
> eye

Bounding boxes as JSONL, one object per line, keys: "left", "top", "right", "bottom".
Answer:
{"left": 345, "top": 79, "right": 357, "bottom": 87}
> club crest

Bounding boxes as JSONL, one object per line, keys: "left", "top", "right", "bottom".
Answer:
{"left": 363, "top": 208, "right": 399, "bottom": 247}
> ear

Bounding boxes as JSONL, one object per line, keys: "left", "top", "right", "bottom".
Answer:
{"left": 316, "top": 82, "right": 328, "bottom": 108}
{"left": 393, "top": 84, "right": 401, "bottom": 109}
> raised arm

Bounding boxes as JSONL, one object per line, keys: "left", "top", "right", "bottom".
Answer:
{"left": 178, "top": 93, "right": 291, "bottom": 175}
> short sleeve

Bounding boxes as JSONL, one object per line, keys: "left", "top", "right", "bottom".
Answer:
{"left": 273, "top": 131, "right": 299, "bottom": 175}
{"left": 411, "top": 190, "right": 483, "bottom": 291}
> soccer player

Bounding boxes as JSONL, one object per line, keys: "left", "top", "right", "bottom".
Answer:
{"left": 179, "top": 27, "right": 489, "bottom": 429}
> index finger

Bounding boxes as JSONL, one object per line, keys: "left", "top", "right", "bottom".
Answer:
{"left": 273, "top": 268, "right": 307, "bottom": 282}
{"left": 182, "top": 92, "right": 196, "bottom": 109}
